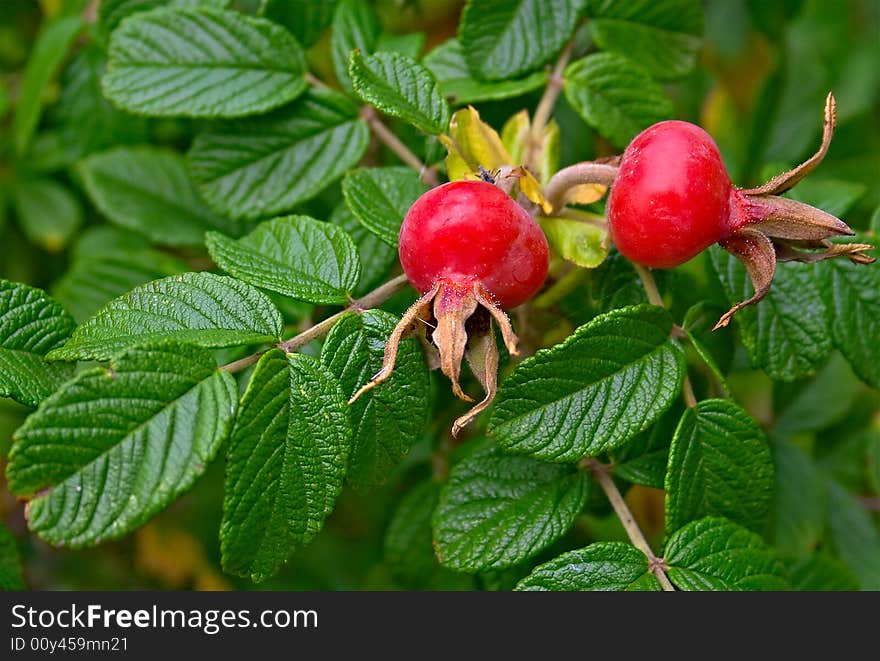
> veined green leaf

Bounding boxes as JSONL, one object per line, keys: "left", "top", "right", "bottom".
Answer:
{"left": 0, "top": 280, "right": 75, "bottom": 408}
{"left": 221, "top": 350, "right": 350, "bottom": 581}
{"left": 99, "top": 0, "right": 232, "bottom": 38}
{"left": 711, "top": 247, "right": 831, "bottom": 381}
{"left": 459, "top": 0, "right": 583, "bottom": 81}
{"left": 384, "top": 480, "right": 446, "bottom": 589}
{"left": 490, "top": 305, "right": 685, "bottom": 462}
{"left": 433, "top": 445, "right": 589, "bottom": 572}
{"left": 320, "top": 310, "right": 429, "bottom": 489}
{"left": 585, "top": 0, "right": 703, "bottom": 79}
{"left": 12, "top": 16, "right": 83, "bottom": 156}
{"left": 260, "top": 0, "right": 336, "bottom": 47}
{"left": 818, "top": 238, "right": 880, "bottom": 389}
{"left": 423, "top": 39, "right": 546, "bottom": 104}
{"left": 103, "top": 7, "right": 307, "bottom": 117}
{"left": 342, "top": 166, "right": 427, "bottom": 247}
{"left": 188, "top": 89, "right": 369, "bottom": 221}
{"left": 664, "top": 517, "right": 788, "bottom": 590}
{"left": 207, "top": 215, "right": 360, "bottom": 305}
{"left": 79, "top": 147, "right": 234, "bottom": 247}
{"left": 349, "top": 51, "right": 449, "bottom": 135}
{"left": 564, "top": 53, "right": 674, "bottom": 148}
{"left": 7, "top": 344, "right": 237, "bottom": 547}
{"left": 48, "top": 272, "right": 282, "bottom": 361}
{"left": 516, "top": 542, "right": 660, "bottom": 591}
{"left": 331, "top": 0, "right": 380, "bottom": 94}
{"left": 665, "top": 399, "right": 774, "bottom": 534}
{"left": 538, "top": 215, "right": 609, "bottom": 269}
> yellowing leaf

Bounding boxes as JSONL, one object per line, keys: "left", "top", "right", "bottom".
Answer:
{"left": 539, "top": 213, "right": 609, "bottom": 268}
{"left": 563, "top": 183, "right": 608, "bottom": 206}
{"left": 520, "top": 170, "right": 553, "bottom": 214}
{"left": 540, "top": 119, "right": 560, "bottom": 185}
{"left": 501, "top": 109, "right": 530, "bottom": 165}
{"left": 441, "top": 105, "right": 512, "bottom": 181}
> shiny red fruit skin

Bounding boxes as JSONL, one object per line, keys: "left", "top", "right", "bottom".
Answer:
{"left": 607, "top": 120, "right": 732, "bottom": 269}
{"left": 398, "top": 180, "right": 549, "bottom": 309}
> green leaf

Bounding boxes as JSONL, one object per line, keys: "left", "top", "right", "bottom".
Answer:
{"left": 769, "top": 439, "right": 824, "bottom": 556}
{"left": 331, "top": 0, "right": 380, "bottom": 94}
{"left": 52, "top": 228, "right": 189, "bottom": 323}
{"left": 7, "top": 344, "right": 237, "bottom": 547}
{"left": 342, "top": 166, "right": 428, "bottom": 247}
{"left": 188, "top": 88, "right": 369, "bottom": 221}
{"left": 50, "top": 46, "right": 150, "bottom": 162}
{"left": 665, "top": 399, "right": 774, "bottom": 534}
{"left": 260, "top": 0, "right": 337, "bottom": 47}
{"left": 610, "top": 404, "right": 680, "bottom": 489}
{"left": 206, "top": 215, "right": 360, "bottom": 305}
{"left": 375, "top": 32, "right": 426, "bottom": 60}
{"left": 11, "top": 177, "right": 83, "bottom": 252}
{"left": 423, "top": 39, "right": 547, "bottom": 104}
{"left": 711, "top": 248, "right": 831, "bottom": 381}
{"left": 384, "top": 480, "right": 446, "bottom": 588}
{"left": 0, "top": 280, "right": 75, "bottom": 408}
{"left": 825, "top": 479, "right": 880, "bottom": 589}
{"left": 538, "top": 215, "right": 609, "bottom": 268}
{"left": 79, "top": 146, "right": 233, "bottom": 247}
{"left": 585, "top": 0, "right": 704, "bottom": 80}
{"left": 0, "top": 522, "right": 26, "bottom": 590}
{"left": 590, "top": 249, "right": 649, "bottom": 312}
{"left": 564, "top": 53, "right": 674, "bottom": 148}
{"left": 349, "top": 51, "right": 449, "bottom": 135}
{"left": 103, "top": 7, "right": 307, "bottom": 117}
{"left": 515, "top": 542, "right": 660, "bottom": 591}
{"left": 12, "top": 16, "right": 83, "bottom": 156}
{"left": 459, "top": 0, "right": 583, "bottom": 81}
{"left": 818, "top": 246, "right": 880, "bottom": 389}
{"left": 489, "top": 305, "right": 684, "bottom": 462}
{"left": 329, "top": 204, "right": 397, "bottom": 295}
{"left": 48, "top": 272, "right": 282, "bottom": 361}
{"left": 99, "top": 0, "right": 232, "bottom": 38}
{"left": 221, "top": 350, "right": 350, "bottom": 582}
{"left": 320, "top": 310, "right": 429, "bottom": 489}
{"left": 787, "top": 552, "right": 860, "bottom": 591}
{"left": 664, "top": 517, "right": 788, "bottom": 590}
{"left": 433, "top": 444, "right": 589, "bottom": 572}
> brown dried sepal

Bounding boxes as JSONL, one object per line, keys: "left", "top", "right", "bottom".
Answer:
{"left": 715, "top": 91, "right": 875, "bottom": 330}
{"left": 349, "top": 280, "right": 520, "bottom": 436}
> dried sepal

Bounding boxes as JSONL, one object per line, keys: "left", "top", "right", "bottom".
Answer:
{"left": 433, "top": 282, "right": 478, "bottom": 402}
{"left": 474, "top": 284, "right": 519, "bottom": 356}
{"left": 348, "top": 282, "right": 439, "bottom": 404}
{"left": 737, "top": 194, "right": 853, "bottom": 241}
{"left": 740, "top": 92, "right": 837, "bottom": 197}
{"left": 774, "top": 239, "right": 875, "bottom": 265}
{"left": 713, "top": 228, "right": 777, "bottom": 330}
{"left": 453, "top": 317, "right": 500, "bottom": 437}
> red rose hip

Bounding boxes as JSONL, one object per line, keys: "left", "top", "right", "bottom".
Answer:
{"left": 607, "top": 120, "right": 731, "bottom": 269}
{"left": 351, "top": 179, "right": 549, "bottom": 435}
{"left": 399, "top": 180, "right": 549, "bottom": 308}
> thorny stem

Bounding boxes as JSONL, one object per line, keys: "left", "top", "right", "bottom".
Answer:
{"left": 634, "top": 264, "right": 699, "bottom": 409}
{"left": 360, "top": 106, "right": 439, "bottom": 187}
{"left": 524, "top": 39, "right": 574, "bottom": 174}
{"left": 544, "top": 162, "right": 619, "bottom": 212}
{"left": 221, "top": 274, "right": 411, "bottom": 373}
{"left": 584, "top": 459, "right": 675, "bottom": 591}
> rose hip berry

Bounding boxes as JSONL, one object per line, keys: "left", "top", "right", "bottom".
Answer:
{"left": 399, "top": 180, "right": 549, "bottom": 308}
{"left": 607, "top": 120, "right": 731, "bottom": 269}
{"left": 606, "top": 94, "right": 872, "bottom": 328}
{"left": 350, "top": 179, "right": 549, "bottom": 435}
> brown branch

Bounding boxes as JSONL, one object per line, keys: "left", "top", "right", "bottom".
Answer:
{"left": 543, "top": 162, "right": 619, "bottom": 212}
{"left": 524, "top": 40, "right": 575, "bottom": 173}
{"left": 222, "top": 274, "right": 411, "bottom": 373}
{"left": 360, "top": 106, "right": 439, "bottom": 187}
{"left": 584, "top": 459, "right": 675, "bottom": 591}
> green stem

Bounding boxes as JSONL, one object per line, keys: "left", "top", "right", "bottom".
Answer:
{"left": 360, "top": 105, "right": 439, "bottom": 187}
{"left": 524, "top": 39, "right": 574, "bottom": 174}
